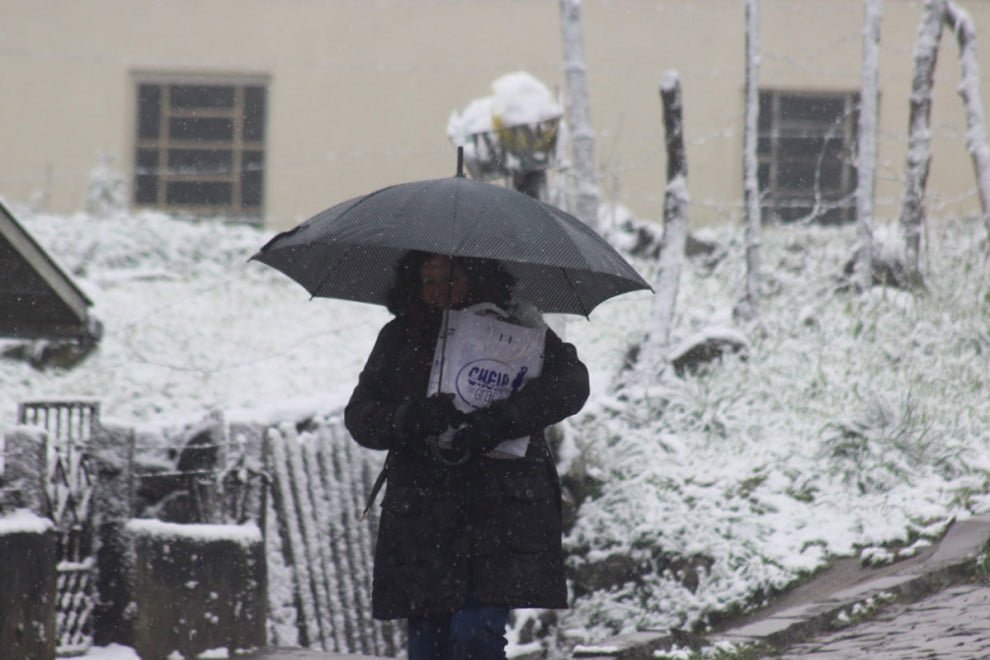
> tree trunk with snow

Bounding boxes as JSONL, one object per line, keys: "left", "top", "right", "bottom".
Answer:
{"left": 640, "top": 72, "right": 690, "bottom": 373}
{"left": 945, "top": 1, "right": 990, "bottom": 245}
{"left": 739, "top": 0, "right": 762, "bottom": 320}
{"left": 855, "top": 0, "right": 883, "bottom": 292}
{"left": 559, "top": 0, "right": 601, "bottom": 232}
{"left": 899, "top": 0, "right": 946, "bottom": 285}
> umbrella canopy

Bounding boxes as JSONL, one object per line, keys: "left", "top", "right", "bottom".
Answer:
{"left": 252, "top": 171, "right": 651, "bottom": 316}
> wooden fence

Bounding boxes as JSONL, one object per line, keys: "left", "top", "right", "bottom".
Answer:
{"left": 264, "top": 416, "right": 402, "bottom": 656}
{"left": 3, "top": 402, "right": 401, "bottom": 656}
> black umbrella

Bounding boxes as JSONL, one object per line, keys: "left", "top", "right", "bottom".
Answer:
{"left": 251, "top": 151, "right": 651, "bottom": 317}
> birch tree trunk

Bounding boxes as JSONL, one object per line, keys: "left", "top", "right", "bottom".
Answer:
{"left": 899, "top": 0, "right": 946, "bottom": 285}
{"left": 738, "top": 0, "right": 761, "bottom": 320}
{"left": 855, "top": 0, "right": 883, "bottom": 292}
{"left": 945, "top": 1, "right": 990, "bottom": 244}
{"left": 640, "top": 71, "right": 689, "bottom": 373}
{"left": 559, "top": 0, "right": 601, "bottom": 232}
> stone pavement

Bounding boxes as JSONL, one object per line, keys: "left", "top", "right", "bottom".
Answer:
{"left": 779, "top": 581, "right": 990, "bottom": 658}
{"left": 242, "top": 514, "right": 990, "bottom": 659}
{"left": 574, "top": 512, "right": 990, "bottom": 659}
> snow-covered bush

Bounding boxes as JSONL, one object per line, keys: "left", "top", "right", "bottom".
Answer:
{"left": 86, "top": 153, "right": 127, "bottom": 218}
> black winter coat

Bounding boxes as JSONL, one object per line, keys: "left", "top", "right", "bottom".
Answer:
{"left": 345, "top": 312, "right": 589, "bottom": 619}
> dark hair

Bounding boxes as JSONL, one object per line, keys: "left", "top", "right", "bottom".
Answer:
{"left": 385, "top": 251, "right": 516, "bottom": 316}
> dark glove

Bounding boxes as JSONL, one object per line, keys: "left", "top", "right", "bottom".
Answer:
{"left": 449, "top": 406, "right": 507, "bottom": 457}
{"left": 402, "top": 393, "right": 460, "bottom": 439}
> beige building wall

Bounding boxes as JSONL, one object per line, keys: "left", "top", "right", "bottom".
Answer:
{"left": 583, "top": 0, "right": 990, "bottom": 227}
{"left": 3, "top": 0, "right": 989, "bottom": 230}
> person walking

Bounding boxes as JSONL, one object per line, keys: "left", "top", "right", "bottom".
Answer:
{"left": 345, "top": 250, "right": 590, "bottom": 660}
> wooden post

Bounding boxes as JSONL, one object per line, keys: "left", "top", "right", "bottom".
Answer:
{"left": 559, "top": 0, "right": 601, "bottom": 232}
{"left": 739, "top": 0, "right": 762, "bottom": 321}
{"left": 855, "top": 0, "right": 883, "bottom": 292}
{"left": 128, "top": 520, "right": 266, "bottom": 659}
{"left": 899, "top": 0, "right": 946, "bottom": 286}
{"left": 90, "top": 422, "right": 137, "bottom": 647}
{"left": 640, "top": 71, "right": 690, "bottom": 373}
{"left": 0, "top": 512, "right": 57, "bottom": 660}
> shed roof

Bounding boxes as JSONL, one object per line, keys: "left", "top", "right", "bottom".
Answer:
{"left": 0, "top": 199, "right": 95, "bottom": 340}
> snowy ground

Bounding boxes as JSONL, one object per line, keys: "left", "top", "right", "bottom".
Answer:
{"left": 1, "top": 206, "right": 988, "bottom": 656}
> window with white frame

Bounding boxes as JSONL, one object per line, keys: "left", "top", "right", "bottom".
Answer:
{"left": 758, "top": 89, "right": 859, "bottom": 224}
{"left": 133, "top": 76, "right": 267, "bottom": 220}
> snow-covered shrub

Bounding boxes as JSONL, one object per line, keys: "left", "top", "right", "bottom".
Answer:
{"left": 822, "top": 391, "right": 967, "bottom": 495}
{"left": 86, "top": 153, "right": 127, "bottom": 218}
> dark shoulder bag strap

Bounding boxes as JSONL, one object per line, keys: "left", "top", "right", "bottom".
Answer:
{"left": 361, "top": 450, "right": 391, "bottom": 521}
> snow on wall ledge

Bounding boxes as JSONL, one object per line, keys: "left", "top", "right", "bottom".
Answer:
{"left": 0, "top": 508, "right": 54, "bottom": 535}
{"left": 125, "top": 519, "right": 261, "bottom": 545}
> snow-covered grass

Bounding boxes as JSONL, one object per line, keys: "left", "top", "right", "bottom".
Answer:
{"left": 1, "top": 206, "right": 988, "bottom": 655}
{"left": 559, "top": 214, "right": 990, "bottom": 644}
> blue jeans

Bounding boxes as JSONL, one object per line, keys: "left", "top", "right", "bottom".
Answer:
{"left": 407, "top": 601, "right": 510, "bottom": 660}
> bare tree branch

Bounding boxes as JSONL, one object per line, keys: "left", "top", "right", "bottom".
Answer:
{"left": 640, "top": 72, "right": 690, "bottom": 373}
